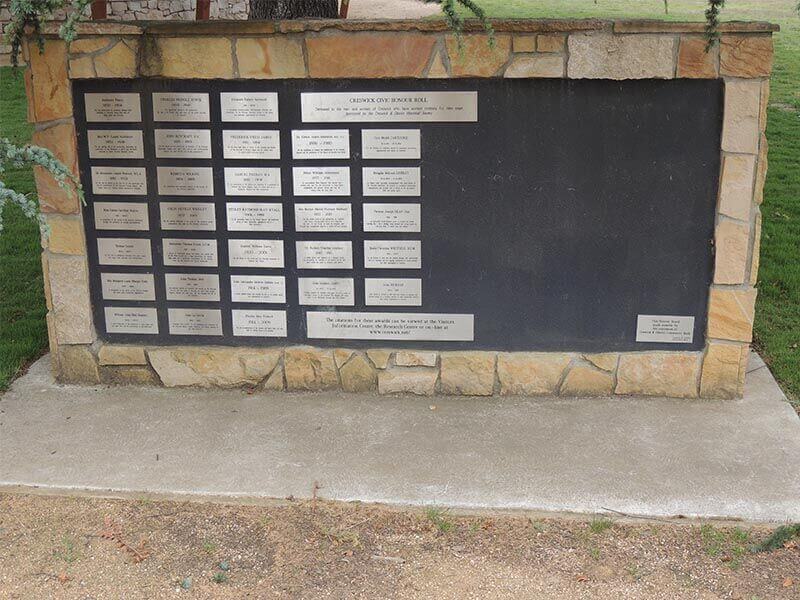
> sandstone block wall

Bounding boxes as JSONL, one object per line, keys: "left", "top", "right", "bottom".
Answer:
{"left": 22, "top": 18, "right": 776, "bottom": 398}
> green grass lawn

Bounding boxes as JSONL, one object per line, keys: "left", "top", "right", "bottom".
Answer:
{"left": 0, "top": 68, "right": 48, "bottom": 391}
{"left": 0, "top": 1, "right": 797, "bottom": 400}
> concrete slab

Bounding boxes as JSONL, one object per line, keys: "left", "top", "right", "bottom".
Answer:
{"left": 1, "top": 353, "right": 798, "bottom": 522}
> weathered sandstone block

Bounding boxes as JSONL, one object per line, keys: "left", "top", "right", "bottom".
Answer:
{"left": 94, "top": 40, "right": 138, "bottom": 78}
{"left": 568, "top": 33, "right": 674, "bottom": 79}
{"left": 512, "top": 35, "right": 536, "bottom": 53}
{"left": 284, "top": 347, "right": 338, "bottom": 391}
{"left": 583, "top": 353, "right": 618, "bottom": 372}
{"left": 718, "top": 153, "right": 756, "bottom": 221}
{"left": 707, "top": 288, "right": 757, "bottom": 342}
{"left": 69, "top": 37, "right": 111, "bottom": 54}
{"left": 395, "top": 351, "right": 437, "bottom": 367}
{"left": 237, "top": 37, "right": 305, "bottom": 78}
{"left": 504, "top": 55, "right": 564, "bottom": 78}
{"left": 754, "top": 134, "right": 768, "bottom": 205}
{"left": 69, "top": 55, "right": 95, "bottom": 78}
{"left": 31, "top": 122, "right": 80, "bottom": 214}
{"left": 560, "top": 365, "right": 614, "bottom": 396}
{"left": 427, "top": 50, "right": 448, "bottom": 78}
{"left": 308, "top": 34, "right": 435, "bottom": 78}
{"left": 155, "top": 37, "right": 233, "bottom": 78}
{"left": 48, "top": 254, "right": 94, "bottom": 345}
{"left": 378, "top": 368, "right": 437, "bottom": 395}
{"left": 714, "top": 219, "right": 750, "bottom": 285}
{"left": 722, "top": 79, "right": 761, "bottom": 155}
{"left": 676, "top": 37, "right": 718, "bottom": 78}
{"left": 28, "top": 40, "right": 71, "bottom": 121}
{"left": 57, "top": 345, "right": 99, "bottom": 384}
{"left": 100, "top": 366, "right": 159, "bottom": 386}
{"left": 537, "top": 34, "right": 566, "bottom": 53}
{"left": 339, "top": 354, "right": 378, "bottom": 392}
{"left": 98, "top": 345, "right": 147, "bottom": 366}
{"left": 148, "top": 347, "right": 281, "bottom": 388}
{"left": 366, "top": 349, "right": 392, "bottom": 369}
{"left": 616, "top": 352, "right": 700, "bottom": 398}
{"left": 720, "top": 35, "right": 773, "bottom": 78}
{"left": 446, "top": 35, "right": 512, "bottom": 77}
{"left": 700, "top": 342, "right": 748, "bottom": 398}
{"left": 440, "top": 352, "right": 495, "bottom": 396}
{"left": 497, "top": 353, "right": 571, "bottom": 395}
{"left": 749, "top": 209, "right": 762, "bottom": 286}
{"left": 44, "top": 216, "right": 85, "bottom": 255}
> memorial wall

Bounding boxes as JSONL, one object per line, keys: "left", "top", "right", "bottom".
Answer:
{"left": 24, "top": 19, "right": 775, "bottom": 398}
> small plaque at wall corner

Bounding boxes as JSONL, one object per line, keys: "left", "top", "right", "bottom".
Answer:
{"left": 635, "top": 315, "right": 694, "bottom": 344}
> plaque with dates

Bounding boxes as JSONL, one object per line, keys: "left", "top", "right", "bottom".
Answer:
{"left": 75, "top": 78, "right": 720, "bottom": 350}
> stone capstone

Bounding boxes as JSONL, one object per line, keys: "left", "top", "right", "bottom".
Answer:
{"left": 567, "top": 33, "right": 675, "bottom": 79}
{"left": 148, "top": 347, "right": 281, "bottom": 387}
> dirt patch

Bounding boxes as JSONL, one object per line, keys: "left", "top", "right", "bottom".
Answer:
{"left": 347, "top": 0, "right": 440, "bottom": 20}
{"left": 0, "top": 492, "right": 798, "bottom": 599}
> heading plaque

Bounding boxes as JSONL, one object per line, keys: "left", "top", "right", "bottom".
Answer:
{"left": 301, "top": 92, "right": 478, "bottom": 123}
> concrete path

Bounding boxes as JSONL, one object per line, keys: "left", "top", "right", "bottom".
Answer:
{"left": 1, "top": 353, "right": 799, "bottom": 522}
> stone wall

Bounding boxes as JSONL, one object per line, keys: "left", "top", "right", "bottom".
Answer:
{"left": 0, "top": 1, "right": 248, "bottom": 65}
{"left": 22, "top": 18, "right": 775, "bottom": 398}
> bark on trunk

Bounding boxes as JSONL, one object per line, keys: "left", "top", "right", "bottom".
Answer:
{"left": 248, "top": 0, "right": 338, "bottom": 19}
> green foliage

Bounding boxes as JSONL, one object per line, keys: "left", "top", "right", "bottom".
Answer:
{"left": 440, "top": 0, "right": 495, "bottom": 47}
{"left": 589, "top": 517, "right": 613, "bottom": 534}
{"left": 753, "top": 524, "right": 800, "bottom": 553}
{"left": 425, "top": 507, "right": 454, "bottom": 533}
{"left": 4, "top": 0, "right": 91, "bottom": 68}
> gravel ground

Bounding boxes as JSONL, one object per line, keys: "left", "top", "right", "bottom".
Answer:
{"left": 0, "top": 492, "right": 798, "bottom": 599}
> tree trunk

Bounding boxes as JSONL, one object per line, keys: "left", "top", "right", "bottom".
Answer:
{"left": 248, "top": 0, "right": 338, "bottom": 19}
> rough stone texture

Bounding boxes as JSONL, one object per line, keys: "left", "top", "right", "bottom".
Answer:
{"left": 98, "top": 345, "right": 147, "bottom": 366}
{"left": 284, "top": 347, "right": 338, "bottom": 391}
{"left": 27, "top": 40, "right": 71, "bottom": 121}
{"left": 714, "top": 219, "right": 750, "bottom": 285}
{"left": 236, "top": 37, "right": 305, "bottom": 79}
{"left": 69, "top": 56, "right": 95, "bottom": 78}
{"left": 504, "top": 54, "right": 564, "bottom": 78}
{"left": 264, "top": 365, "right": 284, "bottom": 391}
{"left": 707, "top": 287, "right": 758, "bottom": 343}
{"left": 560, "top": 365, "right": 614, "bottom": 396}
{"left": 446, "top": 34, "right": 512, "bottom": 77}
{"left": 720, "top": 35, "right": 773, "bottom": 78}
{"left": 333, "top": 349, "right": 354, "bottom": 369}
{"left": 378, "top": 368, "right": 437, "bottom": 395}
{"left": 366, "top": 349, "right": 392, "bottom": 369}
{"left": 537, "top": 34, "right": 566, "bottom": 53}
{"left": 57, "top": 345, "right": 99, "bottom": 384}
{"left": 439, "top": 352, "right": 495, "bottom": 396}
{"left": 677, "top": 36, "right": 719, "bottom": 78}
{"left": 307, "top": 34, "right": 435, "bottom": 78}
{"left": 749, "top": 209, "right": 762, "bottom": 286}
{"left": 94, "top": 40, "right": 138, "bottom": 77}
{"left": 583, "top": 353, "right": 618, "bottom": 372}
{"left": 155, "top": 37, "right": 233, "bottom": 78}
{"left": 45, "top": 216, "right": 85, "bottom": 255}
{"left": 100, "top": 366, "right": 159, "bottom": 386}
{"left": 759, "top": 80, "right": 770, "bottom": 132}
{"left": 567, "top": 33, "right": 675, "bottom": 79}
{"left": 512, "top": 35, "right": 536, "bottom": 53}
{"left": 395, "top": 350, "right": 437, "bottom": 367}
{"left": 722, "top": 79, "right": 762, "bottom": 155}
{"left": 616, "top": 353, "right": 700, "bottom": 398}
{"left": 148, "top": 348, "right": 281, "bottom": 388}
{"left": 69, "top": 37, "right": 111, "bottom": 54}
{"left": 339, "top": 354, "right": 378, "bottom": 392}
{"left": 47, "top": 254, "right": 94, "bottom": 345}
{"left": 497, "top": 353, "right": 571, "bottom": 395}
{"left": 31, "top": 122, "right": 79, "bottom": 214}
{"left": 700, "top": 342, "right": 749, "bottom": 399}
{"left": 718, "top": 153, "right": 756, "bottom": 221}
{"left": 754, "top": 134, "right": 768, "bottom": 205}
{"left": 427, "top": 50, "right": 448, "bottom": 78}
